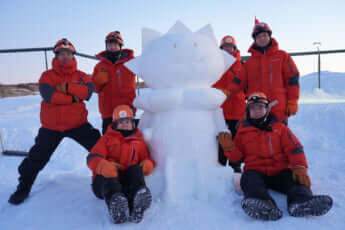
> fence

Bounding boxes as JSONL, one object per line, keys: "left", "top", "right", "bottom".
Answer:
{"left": 1, "top": 47, "right": 345, "bottom": 89}
{"left": 0, "top": 47, "right": 142, "bottom": 94}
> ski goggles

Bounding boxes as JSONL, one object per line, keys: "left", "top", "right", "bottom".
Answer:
{"left": 247, "top": 95, "right": 269, "bottom": 105}
{"left": 54, "top": 40, "right": 76, "bottom": 54}
{"left": 106, "top": 32, "right": 123, "bottom": 45}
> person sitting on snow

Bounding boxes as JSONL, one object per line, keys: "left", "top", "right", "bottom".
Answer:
{"left": 8, "top": 39, "right": 101, "bottom": 205}
{"left": 87, "top": 105, "right": 155, "bottom": 224}
{"left": 218, "top": 92, "right": 333, "bottom": 221}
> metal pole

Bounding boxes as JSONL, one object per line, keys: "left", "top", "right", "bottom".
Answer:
{"left": 0, "top": 131, "right": 5, "bottom": 153}
{"left": 44, "top": 50, "right": 48, "bottom": 70}
{"left": 136, "top": 75, "right": 140, "bottom": 96}
{"left": 318, "top": 48, "right": 321, "bottom": 89}
{"left": 313, "top": 42, "right": 322, "bottom": 89}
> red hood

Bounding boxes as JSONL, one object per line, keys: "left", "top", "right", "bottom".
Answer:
{"left": 248, "top": 38, "right": 279, "bottom": 56}
{"left": 52, "top": 57, "right": 77, "bottom": 76}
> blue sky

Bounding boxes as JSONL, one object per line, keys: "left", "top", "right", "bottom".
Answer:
{"left": 1, "top": 0, "right": 345, "bottom": 83}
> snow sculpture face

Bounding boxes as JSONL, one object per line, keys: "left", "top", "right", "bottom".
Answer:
{"left": 126, "top": 21, "right": 234, "bottom": 89}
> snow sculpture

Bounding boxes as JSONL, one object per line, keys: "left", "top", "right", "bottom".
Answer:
{"left": 125, "top": 21, "right": 235, "bottom": 203}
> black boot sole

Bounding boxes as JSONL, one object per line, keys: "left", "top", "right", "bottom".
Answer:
{"left": 288, "top": 195, "right": 333, "bottom": 217}
{"left": 130, "top": 187, "right": 152, "bottom": 223}
{"left": 241, "top": 198, "right": 283, "bottom": 221}
{"left": 108, "top": 193, "right": 129, "bottom": 224}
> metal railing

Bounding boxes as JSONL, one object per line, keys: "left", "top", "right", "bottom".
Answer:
{"left": 1, "top": 47, "right": 345, "bottom": 89}
{"left": 0, "top": 47, "right": 142, "bottom": 94}
{"left": 0, "top": 47, "right": 99, "bottom": 70}
{"left": 242, "top": 49, "right": 345, "bottom": 89}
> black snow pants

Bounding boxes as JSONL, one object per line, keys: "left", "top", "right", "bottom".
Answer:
{"left": 18, "top": 122, "right": 101, "bottom": 186}
{"left": 240, "top": 169, "right": 313, "bottom": 206}
{"left": 92, "top": 164, "right": 146, "bottom": 205}
{"left": 225, "top": 119, "right": 240, "bottom": 138}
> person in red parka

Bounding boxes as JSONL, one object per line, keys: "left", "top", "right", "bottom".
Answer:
{"left": 214, "top": 35, "right": 246, "bottom": 171}
{"left": 87, "top": 105, "right": 155, "bottom": 224}
{"left": 214, "top": 35, "right": 246, "bottom": 135}
{"left": 218, "top": 92, "right": 332, "bottom": 221}
{"left": 229, "top": 18, "right": 300, "bottom": 125}
{"left": 8, "top": 39, "right": 101, "bottom": 205}
{"left": 92, "top": 31, "right": 136, "bottom": 134}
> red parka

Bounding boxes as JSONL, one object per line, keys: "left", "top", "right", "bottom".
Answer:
{"left": 213, "top": 50, "right": 246, "bottom": 120}
{"left": 38, "top": 58, "right": 93, "bottom": 131}
{"left": 230, "top": 39, "right": 300, "bottom": 121}
{"left": 87, "top": 127, "right": 155, "bottom": 178}
{"left": 225, "top": 117, "right": 307, "bottom": 176}
{"left": 92, "top": 49, "right": 136, "bottom": 119}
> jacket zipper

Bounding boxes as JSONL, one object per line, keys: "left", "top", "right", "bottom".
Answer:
{"left": 268, "top": 134, "right": 274, "bottom": 156}
{"left": 117, "top": 68, "right": 122, "bottom": 87}
{"left": 269, "top": 64, "right": 273, "bottom": 84}
{"left": 129, "top": 145, "right": 136, "bottom": 165}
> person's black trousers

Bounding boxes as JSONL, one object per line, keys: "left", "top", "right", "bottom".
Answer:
{"left": 240, "top": 169, "right": 313, "bottom": 206}
{"left": 225, "top": 119, "right": 239, "bottom": 138}
{"left": 18, "top": 122, "right": 101, "bottom": 186}
{"left": 92, "top": 165, "right": 146, "bottom": 206}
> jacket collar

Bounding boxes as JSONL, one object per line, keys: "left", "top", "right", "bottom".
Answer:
{"left": 96, "top": 49, "right": 134, "bottom": 65}
{"left": 248, "top": 38, "right": 279, "bottom": 56}
{"left": 52, "top": 58, "right": 77, "bottom": 76}
{"left": 240, "top": 115, "right": 278, "bottom": 131}
{"left": 105, "top": 126, "right": 143, "bottom": 140}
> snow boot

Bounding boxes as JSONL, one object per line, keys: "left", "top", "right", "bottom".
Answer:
{"left": 107, "top": 193, "right": 130, "bottom": 224}
{"left": 130, "top": 186, "right": 152, "bottom": 223}
{"left": 241, "top": 197, "right": 283, "bottom": 221}
{"left": 8, "top": 181, "right": 32, "bottom": 205}
{"left": 288, "top": 195, "right": 333, "bottom": 217}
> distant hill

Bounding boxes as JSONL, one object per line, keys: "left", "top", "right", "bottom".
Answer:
{"left": 2, "top": 72, "right": 345, "bottom": 99}
{"left": 0, "top": 81, "right": 148, "bottom": 98}
{"left": 300, "top": 71, "right": 345, "bottom": 96}
{"left": 0, "top": 83, "right": 38, "bottom": 98}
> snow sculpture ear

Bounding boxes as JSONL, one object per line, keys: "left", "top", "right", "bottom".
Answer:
{"left": 221, "top": 50, "right": 236, "bottom": 73}
{"left": 142, "top": 28, "right": 162, "bottom": 53}
{"left": 167, "top": 20, "right": 192, "bottom": 35}
{"left": 195, "top": 24, "right": 217, "bottom": 45}
{"left": 124, "top": 56, "right": 141, "bottom": 75}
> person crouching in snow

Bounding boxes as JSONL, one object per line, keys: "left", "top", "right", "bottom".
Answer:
{"left": 87, "top": 105, "right": 155, "bottom": 224}
{"left": 218, "top": 92, "right": 333, "bottom": 220}
{"left": 8, "top": 39, "right": 101, "bottom": 205}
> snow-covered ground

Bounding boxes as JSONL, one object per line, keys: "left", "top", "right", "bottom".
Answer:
{"left": 0, "top": 72, "right": 345, "bottom": 229}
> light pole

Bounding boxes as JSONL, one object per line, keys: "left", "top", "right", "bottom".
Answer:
{"left": 313, "top": 42, "right": 321, "bottom": 89}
